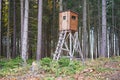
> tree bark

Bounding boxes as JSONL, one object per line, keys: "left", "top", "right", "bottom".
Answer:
{"left": 101, "top": 0, "right": 107, "bottom": 57}
{"left": 7, "top": 0, "right": 11, "bottom": 59}
{"left": 93, "top": 17, "right": 97, "bottom": 59}
{"left": 83, "top": 0, "right": 87, "bottom": 58}
{"left": 59, "top": 0, "right": 63, "bottom": 11}
{"left": 22, "top": 0, "right": 29, "bottom": 63}
{"left": 87, "top": 0, "right": 91, "bottom": 58}
{"left": 112, "top": 0, "right": 115, "bottom": 56}
{"left": 21, "top": 0, "right": 24, "bottom": 54}
{"left": 0, "top": 0, "right": 2, "bottom": 56}
{"left": 51, "top": 0, "right": 56, "bottom": 54}
{"left": 36, "top": 0, "right": 43, "bottom": 60}
{"left": 97, "top": 0, "right": 101, "bottom": 57}
{"left": 12, "top": 0, "right": 16, "bottom": 58}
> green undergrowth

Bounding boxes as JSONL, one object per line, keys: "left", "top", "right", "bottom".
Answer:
{"left": 0, "top": 57, "right": 84, "bottom": 78}
{"left": 85, "top": 56, "right": 120, "bottom": 78}
{"left": 39, "top": 57, "right": 85, "bottom": 77}
{"left": 0, "top": 56, "right": 120, "bottom": 79}
{"left": 0, "top": 57, "right": 33, "bottom": 77}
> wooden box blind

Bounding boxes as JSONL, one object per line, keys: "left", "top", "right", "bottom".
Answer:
{"left": 59, "top": 10, "right": 78, "bottom": 31}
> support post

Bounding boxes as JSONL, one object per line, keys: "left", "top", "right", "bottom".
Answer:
{"left": 53, "top": 30, "right": 84, "bottom": 61}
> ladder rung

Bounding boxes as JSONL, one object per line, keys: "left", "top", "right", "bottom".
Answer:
{"left": 61, "top": 48, "right": 69, "bottom": 51}
{"left": 59, "top": 35, "right": 63, "bottom": 37}
{"left": 57, "top": 43, "right": 60, "bottom": 45}
{"left": 57, "top": 45, "right": 61, "bottom": 47}
{"left": 60, "top": 33, "right": 63, "bottom": 35}
{"left": 59, "top": 39, "right": 63, "bottom": 40}
{"left": 55, "top": 51, "right": 58, "bottom": 53}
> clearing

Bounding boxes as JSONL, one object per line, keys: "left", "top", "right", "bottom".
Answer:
{"left": 0, "top": 57, "right": 120, "bottom": 80}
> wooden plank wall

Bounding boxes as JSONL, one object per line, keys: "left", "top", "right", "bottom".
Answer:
{"left": 59, "top": 11, "right": 78, "bottom": 31}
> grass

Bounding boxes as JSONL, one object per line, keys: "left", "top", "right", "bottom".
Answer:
{"left": 0, "top": 57, "right": 33, "bottom": 77}
{"left": 0, "top": 56, "right": 120, "bottom": 80}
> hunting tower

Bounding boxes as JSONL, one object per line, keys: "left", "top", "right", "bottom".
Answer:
{"left": 53, "top": 10, "right": 83, "bottom": 61}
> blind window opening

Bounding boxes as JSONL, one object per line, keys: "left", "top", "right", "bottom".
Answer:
{"left": 63, "top": 16, "right": 66, "bottom": 20}
{"left": 71, "top": 16, "right": 76, "bottom": 20}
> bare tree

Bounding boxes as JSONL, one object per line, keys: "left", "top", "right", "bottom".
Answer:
{"left": 7, "top": 0, "right": 11, "bottom": 59}
{"left": 52, "top": 0, "right": 56, "bottom": 55}
{"left": 22, "top": 0, "right": 29, "bottom": 63}
{"left": 21, "top": 0, "right": 24, "bottom": 54}
{"left": 101, "top": 0, "right": 107, "bottom": 57}
{"left": 82, "top": 0, "right": 87, "bottom": 58}
{"left": 112, "top": 0, "right": 115, "bottom": 56}
{"left": 0, "top": 0, "right": 2, "bottom": 56}
{"left": 97, "top": 0, "right": 101, "bottom": 57}
{"left": 12, "top": 0, "right": 16, "bottom": 58}
{"left": 87, "top": 0, "right": 91, "bottom": 59}
{"left": 36, "top": 0, "right": 43, "bottom": 60}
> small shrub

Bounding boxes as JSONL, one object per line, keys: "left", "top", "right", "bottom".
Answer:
{"left": 58, "top": 57, "right": 70, "bottom": 67}
{"left": 50, "top": 61, "right": 59, "bottom": 72}
{"left": 2, "top": 57, "right": 22, "bottom": 69}
{"left": 41, "top": 57, "right": 52, "bottom": 66}
{"left": 0, "top": 57, "right": 32, "bottom": 77}
{"left": 69, "top": 60, "right": 80, "bottom": 70}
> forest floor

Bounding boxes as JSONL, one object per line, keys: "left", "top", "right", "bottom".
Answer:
{"left": 0, "top": 56, "right": 120, "bottom": 80}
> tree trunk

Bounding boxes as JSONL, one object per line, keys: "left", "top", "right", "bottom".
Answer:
{"left": 36, "top": 0, "right": 43, "bottom": 60}
{"left": 83, "top": 0, "right": 87, "bottom": 58}
{"left": 112, "top": 0, "right": 115, "bottom": 56}
{"left": 115, "top": 17, "right": 119, "bottom": 56}
{"left": 21, "top": 0, "right": 24, "bottom": 54}
{"left": 107, "top": 27, "right": 110, "bottom": 58}
{"left": 7, "top": 0, "right": 11, "bottom": 59}
{"left": 87, "top": 0, "right": 91, "bottom": 58}
{"left": 97, "top": 0, "right": 101, "bottom": 57}
{"left": 51, "top": 0, "right": 55, "bottom": 54}
{"left": 101, "top": 0, "right": 107, "bottom": 57}
{"left": 0, "top": 0, "right": 2, "bottom": 56}
{"left": 12, "top": 0, "right": 16, "bottom": 58}
{"left": 59, "top": 0, "right": 63, "bottom": 11}
{"left": 22, "top": 0, "right": 29, "bottom": 63}
{"left": 93, "top": 17, "right": 97, "bottom": 59}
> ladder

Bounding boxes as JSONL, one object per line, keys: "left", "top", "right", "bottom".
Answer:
{"left": 53, "top": 31, "right": 84, "bottom": 62}
{"left": 53, "top": 30, "right": 67, "bottom": 60}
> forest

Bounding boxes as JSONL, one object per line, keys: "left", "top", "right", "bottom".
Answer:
{"left": 0, "top": 0, "right": 120, "bottom": 80}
